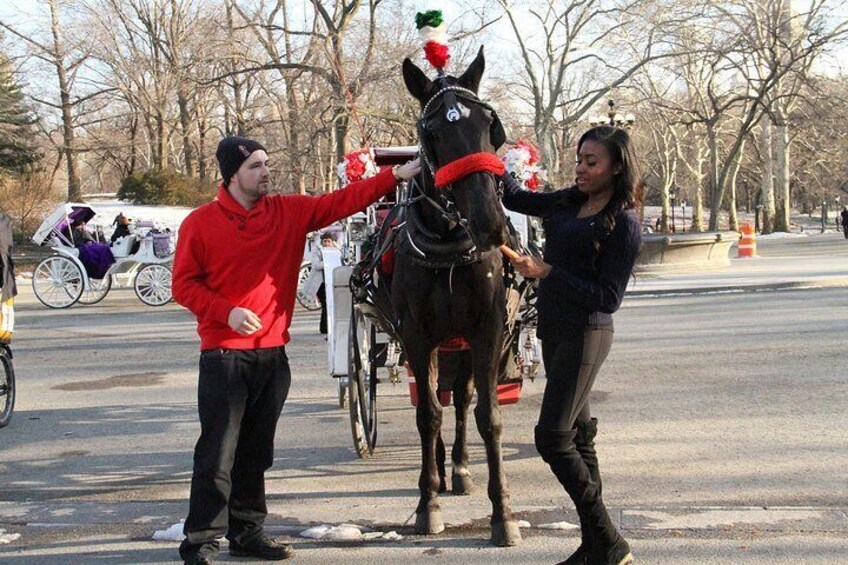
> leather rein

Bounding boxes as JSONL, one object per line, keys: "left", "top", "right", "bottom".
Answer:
{"left": 399, "top": 85, "right": 505, "bottom": 269}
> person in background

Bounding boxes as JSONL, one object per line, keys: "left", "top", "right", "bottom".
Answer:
{"left": 308, "top": 231, "right": 338, "bottom": 335}
{"left": 111, "top": 213, "right": 132, "bottom": 242}
{"left": 62, "top": 218, "right": 95, "bottom": 248}
{"left": 841, "top": 206, "right": 848, "bottom": 240}
{"left": 500, "top": 125, "right": 643, "bottom": 565}
{"left": 172, "top": 135, "right": 419, "bottom": 565}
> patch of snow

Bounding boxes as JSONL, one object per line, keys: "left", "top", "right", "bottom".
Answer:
{"left": 0, "top": 528, "right": 21, "bottom": 544}
{"left": 517, "top": 520, "right": 531, "bottom": 528}
{"left": 152, "top": 521, "right": 185, "bottom": 541}
{"left": 300, "top": 524, "right": 363, "bottom": 541}
{"left": 757, "top": 232, "right": 809, "bottom": 239}
{"left": 536, "top": 521, "right": 579, "bottom": 530}
{"left": 299, "top": 524, "right": 403, "bottom": 541}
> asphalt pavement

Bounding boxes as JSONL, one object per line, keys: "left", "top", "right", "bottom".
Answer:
{"left": 1, "top": 232, "right": 846, "bottom": 564}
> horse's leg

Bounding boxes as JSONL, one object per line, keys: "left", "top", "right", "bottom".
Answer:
{"left": 471, "top": 337, "right": 522, "bottom": 547}
{"left": 436, "top": 429, "right": 447, "bottom": 493}
{"left": 451, "top": 350, "right": 476, "bottom": 495}
{"left": 410, "top": 347, "right": 445, "bottom": 534}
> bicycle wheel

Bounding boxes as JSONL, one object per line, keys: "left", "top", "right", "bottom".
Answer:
{"left": 296, "top": 263, "right": 321, "bottom": 311}
{"left": 0, "top": 347, "right": 14, "bottom": 429}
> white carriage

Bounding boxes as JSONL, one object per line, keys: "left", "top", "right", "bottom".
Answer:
{"left": 31, "top": 203, "right": 174, "bottom": 308}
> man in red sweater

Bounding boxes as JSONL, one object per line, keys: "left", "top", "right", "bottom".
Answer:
{"left": 174, "top": 136, "right": 419, "bottom": 565}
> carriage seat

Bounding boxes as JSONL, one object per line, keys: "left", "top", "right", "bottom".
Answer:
{"left": 110, "top": 234, "right": 140, "bottom": 258}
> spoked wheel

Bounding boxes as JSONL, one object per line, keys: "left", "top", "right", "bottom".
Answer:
{"left": 0, "top": 347, "right": 14, "bottom": 429}
{"left": 348, "top": 306, "right": 377, "bottom": 458}
{"left": 32, "top": 256, "right": 84, "bottom": 308}
{"left": 78, "top": 276, "right": 112, "bottom": 305}
{"left": 296, "top": 263, "right": 321, "bottom": 311}
{"left": 134, "top": 264, "right": 172, "bottom": 306}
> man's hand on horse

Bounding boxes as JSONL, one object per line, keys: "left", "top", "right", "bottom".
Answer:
{"left": 393, "top": 157, "right": 422, "bottom": 181}
{"left": 509, "top": 255, "right": 552, "bottom": 280}
{"left": 228, "top": 307, "right": 263, "bottom": 335}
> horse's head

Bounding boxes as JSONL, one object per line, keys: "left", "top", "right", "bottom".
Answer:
{"left": 403, "top": 47, "right": 508, "bottom": 251}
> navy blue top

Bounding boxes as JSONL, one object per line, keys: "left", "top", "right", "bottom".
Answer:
{"left": 500, "top": 174, "right": 642, "bottom": 340}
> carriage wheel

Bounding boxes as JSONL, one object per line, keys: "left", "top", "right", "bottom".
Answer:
{"left": 134, "top": 264, "right": 172, "bottom": 306}
{"left": 78, "top": 276, "right": 113, "bottom": 305}
{"left": 0, "top": 347, "right": 15, "bottom": 429}
{"left": 31, "top": 256, "right": 84, "bottom": 309}
{"left": 296, "top": 263, "right": 321, "bottom": 311}
{"left": 348, "top": 307, "right": 377, "bottom": 458}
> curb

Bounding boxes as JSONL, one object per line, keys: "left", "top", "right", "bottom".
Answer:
{"left": 627, "top": 277, "right": 848, "bottom": 297}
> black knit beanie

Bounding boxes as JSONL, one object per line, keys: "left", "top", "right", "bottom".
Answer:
{"left": 216, "top": 136, "right": 267, "bottom": 187}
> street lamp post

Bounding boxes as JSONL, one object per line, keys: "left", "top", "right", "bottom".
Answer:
{"left": 589, "top": 99, "right": 636, "bottom": 128}
{"left": 681, "top": 201, "right": 687, "bottom": 233}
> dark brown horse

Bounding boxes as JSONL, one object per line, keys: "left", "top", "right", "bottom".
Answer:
{"left": 393, "top": 47, "right": 521, "bottom": 547}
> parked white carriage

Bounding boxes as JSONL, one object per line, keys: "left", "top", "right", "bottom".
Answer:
{"left": 31, "top": 203, "right": 174, "bottom": 308}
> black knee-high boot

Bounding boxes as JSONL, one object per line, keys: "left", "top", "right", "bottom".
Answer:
{"left": 535, "top": 426, "right": 632, "bottom": 565}
{"left": 559, "top": 418, "right": 601, "bottom": 565}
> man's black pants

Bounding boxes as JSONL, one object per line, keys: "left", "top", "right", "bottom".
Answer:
{"left": 184, "top": 346, "right": 291, "bottom": 547}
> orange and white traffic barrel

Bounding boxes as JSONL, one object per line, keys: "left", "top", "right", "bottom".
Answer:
{"left": 737, "top": 222, "right": 757, "bottom": 258}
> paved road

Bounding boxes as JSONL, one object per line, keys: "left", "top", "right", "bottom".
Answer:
{"left": 1, "top": 234, "right": 846, "bottom": 564}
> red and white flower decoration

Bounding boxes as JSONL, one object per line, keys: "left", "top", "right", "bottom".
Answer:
{"left": 502, "top": 140, "right": 547, "bottom": 191}
{"left": 337, "top": 148, "right": 378, "bottom": 187}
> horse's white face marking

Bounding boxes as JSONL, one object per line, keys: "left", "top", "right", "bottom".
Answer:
{"left": 487, "top": 271, "right": 493, "bottom": 278}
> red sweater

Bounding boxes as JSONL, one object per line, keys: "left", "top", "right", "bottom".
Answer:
{"left": 173, "top": 168, "right": 398, "bottom": 350}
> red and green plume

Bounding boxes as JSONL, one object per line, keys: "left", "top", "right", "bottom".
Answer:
{"left": 416, "top": 10, "right": 450, "bottom": 71}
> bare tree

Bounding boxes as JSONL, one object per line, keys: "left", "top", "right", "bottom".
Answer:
{"left": 497, "top": 0, "right": 683, "bottom": 178}
{"left": 0, "top": 0, "right": 100, "bottom": 201}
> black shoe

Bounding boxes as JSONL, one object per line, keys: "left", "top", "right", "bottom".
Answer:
{"left": 229, "top": 534, "right": 294, "bottom": 560}
{"left": 179, "top": 539, "right": 218, "bottom": 565}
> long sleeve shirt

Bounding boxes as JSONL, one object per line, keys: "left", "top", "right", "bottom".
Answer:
{"left": 173, "top": 168, "right": 398, "bottom": 350}
{"left": 500, "top": 174, "right": 642, "bottom": 340}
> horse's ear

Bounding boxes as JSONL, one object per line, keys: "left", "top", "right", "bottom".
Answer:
{"left": 403, "top": 58, "right": 432, "bottom": 102}
{"left": 457, "top": 46, "right": 485, "bottom": 93}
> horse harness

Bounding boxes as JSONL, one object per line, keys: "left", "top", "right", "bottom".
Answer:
{"left": 398, "top": 83, "right": 508, "bottom": 270}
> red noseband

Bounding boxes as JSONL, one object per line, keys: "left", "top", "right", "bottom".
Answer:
{"left": 433, "top": 152, "right": 505, "bottom": 188}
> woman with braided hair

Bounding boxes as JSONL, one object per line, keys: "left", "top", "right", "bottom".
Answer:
{"left": 501, "top": 125, "right": 642, "bottom": 565}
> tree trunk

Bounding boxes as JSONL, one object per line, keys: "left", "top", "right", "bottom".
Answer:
{"left": 687, "top": 130, "right": 705, "bottom": 233}
{"left": 707, "top": 123, "right": 721, "bottom": 231}
{"left": 773, "top": 114, "right": 791, "bottom": 231}
{"left": 759, "top": 116, "right": 776, "bottom": 234}
{"left": 178, "top": 87, "right": 195, "bottom": 176}
{"left": 49, "top": 0, "right": 80, "bottom": 202}
{"left": 197, "top": 114, "right": 207, "bottom": 180}
{"left": 728, "top": 139, "right": 745, "bottom": 231}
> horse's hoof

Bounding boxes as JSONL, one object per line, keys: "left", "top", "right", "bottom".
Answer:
{"left": 451, "top": 473, "right": 476, "bottom": 495}
{"left": 491, "top": 520, "right": 522, "bottom": 547}
{"left": 414, "top": 510, "right": 445, "bottom": 535}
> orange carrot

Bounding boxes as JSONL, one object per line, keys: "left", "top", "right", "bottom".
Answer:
{"left": 499, "top": 244, "right": 521, "bottom": 260}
